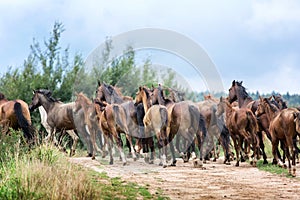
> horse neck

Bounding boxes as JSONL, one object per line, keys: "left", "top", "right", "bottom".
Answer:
{"left": 142, "top": 95, "right": 151, "bottom": 113}
{"left": 236, "top": 87, "right": 253, "bottom": 108}
{"left": 265, "top": 104, "right": 279, "bottom": 121}
{"left": 39, "top": 95, "right": 56, "bottom": 113}
{"left": 224, "top": 103, "right": 234, "bottom": 121}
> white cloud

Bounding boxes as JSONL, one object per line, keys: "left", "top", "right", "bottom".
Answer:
{"left": 246, "top": 0, "right": 300, "bottom": 38}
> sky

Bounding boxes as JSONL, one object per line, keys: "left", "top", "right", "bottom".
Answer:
{"left": 1, "top": 0, "right": 300, "bottom": 94}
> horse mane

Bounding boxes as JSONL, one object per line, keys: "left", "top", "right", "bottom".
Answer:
{"left": 36, "top": 89, "right": 60, "bottom": 102}
{"left": 235, "top": 81, "right": 251, "bottom": 100}
{"left": 264, "top": 98, "right": 279, "bottom": 113}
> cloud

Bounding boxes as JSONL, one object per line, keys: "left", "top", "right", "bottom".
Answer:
{"left": 245, "top": 0, "right": 300, "bottom": 38}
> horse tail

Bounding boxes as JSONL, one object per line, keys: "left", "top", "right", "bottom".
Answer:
{"left": 14, "top": 102, "right": 33, "bottom": 141}
{"left": 188, "top": 105, "right": 207, "bottom": 138}
{"left": 159, "top": 107, "right": 168, "bottom": 129}
{"left": 220, "top": 124, "right": 231, "bottom": 160}
{"left": 246, "top": 110, "right": 258, "bottom": 134}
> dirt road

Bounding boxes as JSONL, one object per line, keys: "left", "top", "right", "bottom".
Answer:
{"left": 70, "top": 157, "right": 300, "bottom": 200}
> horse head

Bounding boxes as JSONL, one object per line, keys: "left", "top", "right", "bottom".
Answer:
{"left": 293, "top": 112, "right": 300, "bottom": 133}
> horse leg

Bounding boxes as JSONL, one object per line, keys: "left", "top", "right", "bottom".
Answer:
{"left": 286, "top": 136, "right": 296, "bottom": 177}
{"left": 149, "top": 137, "right": 155, "bottom": 164}
{"left": 271, "top": 137, "right": 282, "bottom": 166}
{"left": 115, "top": 134, "right": 126, "bottom": 165}
{"left": 67, "top": 130, "right": 79, "bottom": 157}
{"left": 195, "top": 130, "right": 204, "bottom": 167}
{"left": 125, "top": 135, "right": 137, "bottom": 161}
{"left": 232, "top": 135, "right": 240, "bottom": 167}
{"left": 169, "top": 140, "right": 177, "bottom": 166}
{"left": 258, "top": 131, "right": 268, "bottom": 164}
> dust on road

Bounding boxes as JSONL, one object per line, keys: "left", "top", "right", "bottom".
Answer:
{"left": 69, "top": 156, "right": 300, "bottom": 200}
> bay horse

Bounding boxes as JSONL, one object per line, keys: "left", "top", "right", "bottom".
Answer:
{"left": 0, "top": 92, "right": 34, "bottom": 142}
{"left": 73, "top": 92, "right": 104, "bottom": 159}
{"left": 149, "top": 85, "right": 208, "bottom": 167}
{"left": 256, "top": 97, "right": 300, "bottom": 176}
{"left": 96, "top": 81, "right": 141, "bottom": 157}
{"left": 29, "top": 89, "right": 79, "bottom": 156}
{"left": 93, "top": 98, "right": 134, "bottom": 165}
{"left": 216, "top": 97, "right": 260, "bottom": 167}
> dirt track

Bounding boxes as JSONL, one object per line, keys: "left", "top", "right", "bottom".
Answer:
{"left": 70, "top": 156, "right": 300, "bottom": 200}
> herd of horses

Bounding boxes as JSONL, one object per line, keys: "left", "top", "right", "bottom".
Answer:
{"left": 1, "top": 80, "right": 300, "bottom": 176}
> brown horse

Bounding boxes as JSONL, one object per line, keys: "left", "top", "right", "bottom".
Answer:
{"left": 29, "top": 89, "right": 79, "bottom": 156}
{"left": 74, "top": 92, "right": 105, "bottom": 159}
{"left": 197, "top": 95, "right": 232, "bottom": 164}
{"left": 135, "top": 86, "right": 169, "bottom": 166}
{"left": 228, "top": 80, "right": 270, "bottom": 164}
{"left": 257, "top": 97, "right": 300, "bottom": 176}
{"left": 0, "top": 92, "right": 34, "bottom": 142}
{"left": 94, "top": 98, "right": 136, "bottom": 165}
{"left": 149, "top": 85, "right": 208, "bottom": 167}
{"left": 216, "top": 97, "right": 259, "bottom": 167}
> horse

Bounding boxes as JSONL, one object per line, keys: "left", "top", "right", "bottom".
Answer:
{"left": 256, "top": 97, "right": 300, "bottom": 176}
{"left": 0, "top": 92, "right": 34, "bottom": 143}
{"left": 73, "top": 92, "right": 105, "bottom": 159}
{"left": 216, "top": 97, "right": 260, "bottom": 167}
{"left": 149, "top": 85, "right": 208, "bottom": 167}
{"left": 29, "top": 89, "right": 79, "bottom": 156}
{"left": 93, "top": 97, "right": 136, "bottom": 165}
{"left": 135, "top": 86, "right": 169, "bottom": 167}
{"left": 228, "top": 80, "right": 270, "bottom": 164}
{"left": 96, "top": 81, "right": 142, "bottom": 157}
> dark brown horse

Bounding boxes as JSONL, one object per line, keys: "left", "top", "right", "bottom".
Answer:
{"left": 257, "top": 97, "right": 300, "bottom": 176}
{"left": 228, "top": 80, "right": 270, "bottom": 164}
{"left": 29, "top": 89, "right": 79, "bottom": 156}
{"left": 216, "top": 97, "right": 259, "bottom": 167}
{"left": 0, "top": 92, "right": 34, "bottom": 142}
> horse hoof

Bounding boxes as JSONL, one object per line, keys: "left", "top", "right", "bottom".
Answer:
{"left": 213, "top": 158, "right": 217, "bottom": 162}
{"left": 263, "top": 160, "right": 268, "bottom": 165}
{"left": 159, "top": 162, "right": 163, "bottom": 166}
{"left": 235, "top": 163, "right": 239, "bottom": 167}
{"left": 123, "top": 162, "right": 127, "bottom": 166}
{"left": 87, "top": 153, "right": 93, "bottom": 157}
{"left": 109, "top": 161, "right": 113, "bottom": 165}
{"left": 163, "top": 165, "right": 167, "bottom": 168}
{"left": 149, "top": 160, "right": 154, "bottom": 164}
{"left": 226, "top": 162, "right": 231, "bottom": 165}
{"left": 92, "top": 156, "right": 96, "bottom": 160}
{"left": 144, "top": 157, "right": 149, "bottom": 163}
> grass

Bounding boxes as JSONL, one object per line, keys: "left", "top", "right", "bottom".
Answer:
{"left": 0, "top": 129, "right": 169, "bottom": 200}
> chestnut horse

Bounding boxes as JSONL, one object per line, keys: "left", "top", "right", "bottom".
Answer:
{"left": 0, "top": 92, "right": 34, "bottom": 142}
{"left": 216, "top": 97, "right": 259, "bottom": 167}
{"left": 256, "top": 97, "right": 300, "bottom": 176}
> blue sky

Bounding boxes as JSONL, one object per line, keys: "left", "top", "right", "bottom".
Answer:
{"left": 1, "top": 0, "right": 300, "bottom": 94}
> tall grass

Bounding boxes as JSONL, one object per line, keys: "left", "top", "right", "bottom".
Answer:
{"left": 0, "top": 129, "right": 168, "bottom": 199}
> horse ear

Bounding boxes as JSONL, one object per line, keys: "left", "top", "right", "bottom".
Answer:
{"left": 268, "top": 96, "right": 272, "bottom": 101}
{"left": 232, "top": 80, "right": 236, "bottom": 86}
{"left": 97, "top": 80, "right": 101, "bottom": 86}
{"left": 32, "top": 90, "right": 36, "bottom": 94}
{"left": 259, "top": 96, "right": 263, "bottom": 102}
{"left": 139, "top": 86, "right": 142, "bottom": 91}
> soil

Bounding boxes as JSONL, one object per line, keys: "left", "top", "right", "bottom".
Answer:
{"left": 69, "top": 156, "right": 300, "bottom": 200}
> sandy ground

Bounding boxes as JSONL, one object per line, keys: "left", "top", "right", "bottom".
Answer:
{"left": 69, "top": 156, "right": 300, "bottom": 200}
